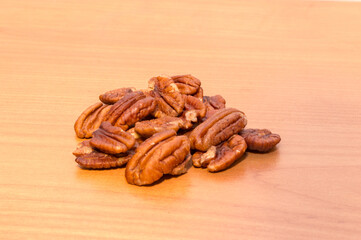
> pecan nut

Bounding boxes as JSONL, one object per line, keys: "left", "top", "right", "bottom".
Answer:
{"left": 73, "top": 140, "right": 93, "bottom": 157}
{"left": 75, "top": 151, "right": 133, "bottom": 169}
{"left": 192, "top": 135, "right": 247, "bottom": 172}
{"left": 106, "top": 91, "right": 156, "bottom": 130}
{"left": 240, "top": 128, "right": 281, "bottom": 152}
{"left": 73, "top": 139, "right": 134, "bottom": 169}
{"left": 182, "top": 95, "right": 206, "bottom": 122}
{"left": 134, "top": 116, "right": 191, "bottom": 138}
{"left": 203, "top": 95, "right": 226, "bottom": 119}
{"left": 99, "top": 87, "right": 135, "bottom": 104}
{"left": 74, "top": 102, "right": 111, "bottom": 138}
{"left": 125, "top": 130, "right": 191, "bottom": 186}
{"left": 171, "top": 74, "right": 201, "bottom": 95}
{"left": 90, "top": 122, "right": 135, "bottom": 154}
{"left": 149, "top": 76, "right": 185, "bottom": 117}
{"left": 189, "top": 108, "right": 247, "bottom": 151}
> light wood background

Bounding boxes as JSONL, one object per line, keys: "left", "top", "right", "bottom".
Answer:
{"left": 1, "top": 0, "right": 360, "bottom": 239}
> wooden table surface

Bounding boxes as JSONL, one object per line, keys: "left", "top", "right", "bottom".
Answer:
{"left": 1, "top": 0, "right": 360, "bottom": 239}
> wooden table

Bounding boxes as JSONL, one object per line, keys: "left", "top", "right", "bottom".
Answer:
{"left": 1, "top": 0, "right": 360, "bottom": 239}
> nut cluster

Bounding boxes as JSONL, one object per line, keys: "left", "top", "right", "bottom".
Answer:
{"left": 73, "top": 74, "right": 281, "bottom": 186}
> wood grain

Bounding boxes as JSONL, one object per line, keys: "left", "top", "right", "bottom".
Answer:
{"left": 0, "top": 0, "right": 360, "bottom": 239}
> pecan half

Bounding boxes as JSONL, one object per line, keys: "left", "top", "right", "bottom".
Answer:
{"left": 75, "top": 151, "right": 133, "bottom": 169}
{"left": 74, "top": 102, "right": 111, "bottom": 138}
{"left": 73, "top": 140, "right": 93, "bottom": 157}
{"left": 149, "top": 76, "right": 185, "bottom": 117}
{"left": 189, "top": 108, "right": 247, "bottom": 151}
{"left": 203, "top": 95, "right": 226, "bottom": 110}
{"left": 125, "top": 130, "right": 191, "bottom": 186}
{"left": 192, "top": 135, "right": 247, "bottom": 172}
{"left": 90, "top": 122, "right": 135, "bottom": 154}
{"left": 240, "top": 128, "right": 281, "bottom": 152}
{"left": 134, "top": 116, "right": 191, "bottom": 138}
{"left": 106, "top": 91, "right": 156, "bottom": 130}
{"left": 203, "top": 95, "right": 226, "bottom": 119}
{"left": 182, "top": 95, "right": 206, "bottom": 122}
{"left": 171, "top": 74, "right": 201, "bottom": 95}
{"left": 73, "top": 139, "right": 134, "bottom": 169}
{"left": 99, "top": 87, "right": 135, "bottom": 104}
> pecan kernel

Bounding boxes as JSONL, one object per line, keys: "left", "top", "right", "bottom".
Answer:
{"left": 125, "top": 130, "right": 191, "bottom": 186}
{"left": 90, "top": 122, "right": 135, "bottom": 154}
{"left": 189, "top": 108, "right": 247, "bottom": 151}
{"left": 240, "top": 128, "right": 281, "bottom": 152}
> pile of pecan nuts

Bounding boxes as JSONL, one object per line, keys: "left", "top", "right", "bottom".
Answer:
{"left": 73, "top": 75, "right": 281, "bottom": 186}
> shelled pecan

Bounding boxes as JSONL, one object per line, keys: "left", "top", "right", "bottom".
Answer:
{"left": 134, "top": 116, "right": 191, "bottom": 138}
{"left": 240, "top": 128, "right": 281, "bottom": 152}
{"left": 75, "top": 151, "right": 133, "bottom": 169}
{"left": 106, "top": 91, "right": 156, "bottom": 130}
{"left": 125, "top": 130, "right": 190, "bottom": 186}
{"left": 203, "top": 95, "right": 226, "bottom": 119}
{"left": 73, "top": 139, "right": 134, "bottom": 169}
{"left": 171, "top": 74, "right": 201, "bottom": 95}
{"left": 90, "top": 122, "right": 135, "bottom": 154}
{"left": 149, "top": 76, "right": 185, "bottom": 117}
{"left": 73, "top": 140, "right": 93, "bottom": 157}
{"left": 74, "top": 102, "right": 111, "bottom": 138}
{"left": 192, "top": 135, "right": 247, "bottom": 172}
{"left": 99, "top": 87, "right": 135, "bottom": 104}
{"left": 189, "top": 108, "right": 247, "bottom": 151}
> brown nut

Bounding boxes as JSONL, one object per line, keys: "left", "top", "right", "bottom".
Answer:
{"left": 134, "top": 116, "right": 191, "bottom": 138}
{"left": 75, "top": 151, "right": 133, "bottom": 169}
{"left": 182, "top": 95, "right": 207, "bottom": 122}
{"left": 90, "top": 122, "right": 135, "bottom": 154}
{"left": 171, "top": 74, "right": 201, "bottom": 95}
{"left": 203, "top": 95, "right": 226, "bottom": 119}
{"left": 240, "top": 128, "right": 281, "bottom": 152}
{"left": 99, "top": 87, "right": 135, "bottom": 104}
{"left": 189, "top": 108, "right": 247, "bottom": 151}
{"left": 106, "top": 91, "right": 156, "bottom": 130}
{"left": 125, "top": 130, "right": 191, "bottom": 186}
{"left": 74, "top": 102, "right": 111, "bottom": 138}
{"left": 149, "top": 76, "right": 185, "bottom": 117}
{"left": 73, "top": 140, "right": 93, "bottom": 157}
{"left": 192, "top": 135, "right": 247, "bottom": 172}
{"left": 203, "top": 95, "right": 226, "bottom": 110}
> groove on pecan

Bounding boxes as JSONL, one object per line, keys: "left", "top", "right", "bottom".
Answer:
{"left": 189, "top": 108, "right": 247, "bottom": 151}
{"left": 74, "top": 102, "right": 111, "bottom": 138}
{"left": 171, "top": 74, "right": 201, "bottom": 95}
{"left": 134, "top": 116, "right": 191, "bottom": 138}
{"left": 99, "top": 87, "right": 135, "bottom": 104}
{"left": 106, "top": 91, "right": 155, "bottom": 130}
{"left": 149, "top": 76, "right": 185, "bottom": 117}
{"left": 90, "top": 122, "right": 135, "bottom": 154}
{"left": 125, "top": 130, "right": 190, "bottom": 186}
{"left": 240, "top": 128, "right": 281, "bottom": 152}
